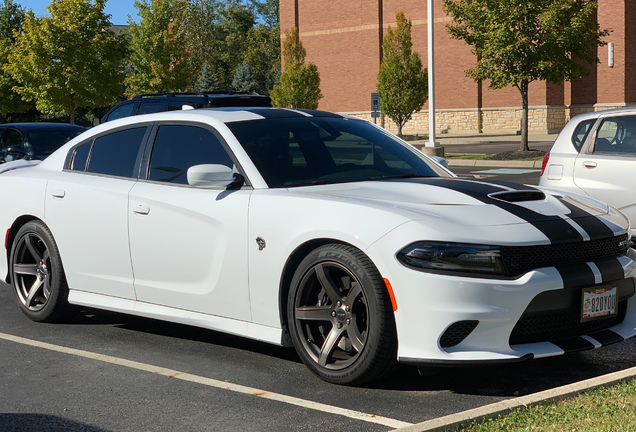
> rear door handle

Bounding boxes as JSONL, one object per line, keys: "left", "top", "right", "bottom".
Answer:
{"left": 133, "top": 203, "right": 150, "bottom": 215}
{"left": 582, "top": 161, "right": 597, "bottom": 169}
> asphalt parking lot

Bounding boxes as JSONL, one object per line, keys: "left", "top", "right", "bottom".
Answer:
{"left": 2, "top": 277, "right": 636, "bottom": 432}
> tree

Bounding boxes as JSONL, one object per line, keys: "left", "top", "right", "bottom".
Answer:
{"left": 214, "top": 1, "right": 256, "bottom": 89}
{"left": 242, "top": 22, "right": 281, "bottom": 94}
{"left": 196, "top": 64, "right": 219, "bottom": 92}
{"left": 0, "top": 0, "right": 31, "bottom": 121}
{"left": 6, "top": 0, "right": 128, "bottom": 123}
{"left": 377, "top": 12, "right": 428, "bottom": 138}
{"left": 0, "top": 0, "right": 23, "bottom": 39}
{"left": 232, "top": 61, "right": 258, "bottom": 92}
{"left": 443, "top": 0, "right": 609, "bottom": 151}
{"left": 270, "top": 28, "right": 322, "bottom": 109}
{"left": 127, "top": 0, "right": 192, "bottom": 95}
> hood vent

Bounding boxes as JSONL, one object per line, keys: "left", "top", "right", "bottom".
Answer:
{"left": 489, "top": 190, "right": 546, "bottom": 203}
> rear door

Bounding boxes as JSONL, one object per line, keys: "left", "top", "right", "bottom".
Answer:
{"left": 45, "top": 125, "right": 149, "bottom": 299}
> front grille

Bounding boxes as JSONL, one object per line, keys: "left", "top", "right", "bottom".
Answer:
{"left": 501, "top": 234, "right": 628, "bottom": 277}
{"left": 510, "top": 300, "right": 627, "bottom": 345}
{"left": 440, "top": 320, "right": 479, "bottom": 348}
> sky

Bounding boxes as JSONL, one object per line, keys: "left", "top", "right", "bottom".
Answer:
{"left": 21, "top": 0, "right": 139, "bottom": 25}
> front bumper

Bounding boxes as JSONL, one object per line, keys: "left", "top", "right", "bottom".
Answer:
{"left": 368, "top": 242, "right": 636, "bottom": 365}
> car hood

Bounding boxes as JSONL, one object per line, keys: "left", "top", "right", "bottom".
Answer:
{"left": 292, "top": 177, "right": 625, "bottom": 242}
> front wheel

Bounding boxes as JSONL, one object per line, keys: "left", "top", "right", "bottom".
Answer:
{"left": 10, "top": 221, "right": 75, "bottom": 322}
{"left": 287, "top": 244, "right": 398, "bottom": 385}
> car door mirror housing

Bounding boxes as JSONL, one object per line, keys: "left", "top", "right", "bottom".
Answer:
{"left": 431, "top": 156, "right": 449, "bottom": 168}
{"left": 187, "top": 164, "right": 235, "bottom": 188}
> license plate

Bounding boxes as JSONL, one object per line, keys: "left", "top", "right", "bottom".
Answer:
{"left": 582, "top": 286, "right": 617, "bottom": 322}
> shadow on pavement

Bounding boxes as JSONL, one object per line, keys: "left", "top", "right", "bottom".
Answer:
{"left": 65, "top": 307, "right": 636, "bottom": 398}
{"left": 0, "top": 414, "right": 110, "bottom": 432}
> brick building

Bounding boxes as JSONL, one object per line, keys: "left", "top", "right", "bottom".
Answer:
{"left": 280, "top": 0, "right": 636, "bottom": 135}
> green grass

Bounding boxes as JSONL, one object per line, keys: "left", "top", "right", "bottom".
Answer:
{"left": 459, "top": 379, "right": 636, "bottom": 432}
{"left": 445, "top": 153, "right": 494, "bottom": 160}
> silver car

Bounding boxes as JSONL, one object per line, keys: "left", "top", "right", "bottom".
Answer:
{"left": 539, "top": 107, "right": 636, "bottom": 238}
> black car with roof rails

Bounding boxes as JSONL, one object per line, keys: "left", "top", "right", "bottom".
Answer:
{"left": 100, "top": 91, "right": 273, "bottom": 124}
{"left": 0, "top": 123, "right": 86, "bottom": 164}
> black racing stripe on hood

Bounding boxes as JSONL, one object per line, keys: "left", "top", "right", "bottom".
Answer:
{"left": 403, "top": 178, "right": 584, "bottom": 244}
{"left": 595, "top": 258, "right": 626, "bottom": 283}
{"left": 555, "top": 262, "right": 596, "bottom": 288}
{"left": 559, "top": 198, "right": 614, "bottom": 240}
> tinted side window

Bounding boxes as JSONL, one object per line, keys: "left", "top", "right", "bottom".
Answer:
{"left": 107, "top": 103, "right": 135, "bottom": 121}
{"left": 137, "top": 101, "right": 164, "bottom": 115}
{"left": 571, "top": 119, "right": 595, "bottom": 152}
{"left": 148, "top": 125, "right": 233, "bottom": 184}
{"left": 87, "top": 127, "right": 147, "bottom": 177}
{"left": 71, "top": 142, "right": 91, "bottom": 171}
{"left": 594, "top": 116, "right": 636, "bottom": 155}
{"left": 2, "top": 128, "right": 27, "bottom": 149}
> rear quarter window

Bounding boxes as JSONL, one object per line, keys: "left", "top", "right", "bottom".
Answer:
{"left": 571, "top": 119, "right": 595, "bottom": 152}
{"left": 86, "top": 127, "right": 148, "bottom": 178}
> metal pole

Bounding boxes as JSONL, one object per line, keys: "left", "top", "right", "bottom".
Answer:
{"left": 426, "top": 0, "right": 438, "bottom": 148}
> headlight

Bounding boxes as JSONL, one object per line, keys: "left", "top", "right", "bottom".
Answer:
{"left": 397, "top": 241, "right": 505, "bottom": 275}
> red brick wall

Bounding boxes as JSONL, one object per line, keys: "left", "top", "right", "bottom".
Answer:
{"left": 597, "top": 0, "right": 625, "bottom": 104}
{"left": 281, "top": 0, "right": 633, "bottom": 114}
{"left": 625, "top": 0, "right": 636, "bottom": 102}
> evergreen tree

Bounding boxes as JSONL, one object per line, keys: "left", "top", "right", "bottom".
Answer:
{"left": 196, "top": 64, "right": 219, "bottom": 92}
{"left": 231, "top": 61, "right": 258, "bottom": 93}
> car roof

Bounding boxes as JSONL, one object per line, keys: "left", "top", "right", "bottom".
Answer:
{"left": 97, "top": 107, "right": 351, "bottom": 128}
{"left": 571, "top": 107, "right": 636, "bottom": 122}
{"left": 131, "top": 92, "right": 270, "bottom": 100}
{"left": 0, "top": 123, "right": 86, "bottom": 131}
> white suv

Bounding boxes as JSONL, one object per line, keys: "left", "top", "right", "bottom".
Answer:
{"left": 539, "top": 107, "right": 636, "bottom": 238}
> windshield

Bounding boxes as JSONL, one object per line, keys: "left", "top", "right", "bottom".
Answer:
{"left": 26, "top": 128, "right": 85, "bottom": 157}
{"left": 227, "top": 117, "right": 448, "bottom": 187}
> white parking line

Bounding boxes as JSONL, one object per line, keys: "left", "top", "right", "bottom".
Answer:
{"left": 0, "top": 332, "right": 412, "bottom": 429}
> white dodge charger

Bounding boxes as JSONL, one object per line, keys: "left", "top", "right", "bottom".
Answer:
{"left": 1, "top": 108, "right": 635, "bottom": 385}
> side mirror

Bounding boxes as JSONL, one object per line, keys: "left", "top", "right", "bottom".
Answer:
{"left": 187, "top": 164, "right": 235, "bottom": 188}
{"left": 431, "top": 156, "right": 449, "bottom": 169}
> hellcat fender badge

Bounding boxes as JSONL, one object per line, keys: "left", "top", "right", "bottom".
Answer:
{"left": 256, "top": 237, "right": 266, "bottom": 251}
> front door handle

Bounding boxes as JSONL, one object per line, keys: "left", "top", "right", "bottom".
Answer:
{"left": 133, "top": 203, "right": 150, "bottom": 215}
{"left": 51, "top": 189, "right": 65, "bottom": 198}
{"left": 582, "top": 161, "right": 598, "bottom": 169}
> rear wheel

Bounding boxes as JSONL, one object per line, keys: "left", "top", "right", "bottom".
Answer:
{"left": 10, "top": 221, "right": 75, "bottom": 322}
{"left": 287, "top": 244, "right": 398, "bottom": 385}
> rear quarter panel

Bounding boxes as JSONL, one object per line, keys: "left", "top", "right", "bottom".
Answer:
{"left": 0, "top": 169, "right": 48, "bottom": 280}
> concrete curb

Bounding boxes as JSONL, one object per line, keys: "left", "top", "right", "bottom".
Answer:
{"left": 390, "top": 365, "right": 636, "bottom": 432}
{"left": 448, "top": 159, "right": 541, "bottom": 168}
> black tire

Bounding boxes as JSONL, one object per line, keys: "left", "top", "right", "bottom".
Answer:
{"left": 10, "top": 221, "right": 75, "bottom": 323}
{"left": 287, "top": 244, "right": 398, "bottom": 385}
